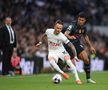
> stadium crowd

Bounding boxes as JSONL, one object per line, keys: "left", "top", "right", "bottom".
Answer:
{"left": 0, "top": 0, "right": 108, "bottom": 59}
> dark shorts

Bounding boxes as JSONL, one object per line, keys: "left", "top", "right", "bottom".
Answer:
{"left": 57, "top": 42, "right": 84, "bottom": 69}
{"left": 64, "top": 42, "right": 84, "bottom": 58}
{"left": 73, "top": 43, "right": 84, "bottom": 55}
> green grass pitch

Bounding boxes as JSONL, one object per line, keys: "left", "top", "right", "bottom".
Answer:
{"left": 0, "top": 71, "right": 108, "bottom": 90}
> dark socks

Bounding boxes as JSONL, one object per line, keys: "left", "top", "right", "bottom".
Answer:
{"left": 84, "top": 63, "right": 90, "bottom": 79}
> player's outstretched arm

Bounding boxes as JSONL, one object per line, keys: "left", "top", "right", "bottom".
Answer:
{"left": 30, "top": 34, "right": 47, "bottom": 54}
{"left": 35, "top": 34, "right": 47, "bottom": 47}
{"left": 84, "top": 35, "right": 96, "bottom": 54}
{"left": 64, "top": 31, "right": 76, "bottom": 40}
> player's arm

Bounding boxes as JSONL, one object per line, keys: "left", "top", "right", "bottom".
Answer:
{"left": 62, "top": 33, "right": 78, "bottom": 60}
{"left": 31, "top": 29, "right": 48, "bottom": 54}
{"left": 35, "top": 34, "right": 47, "bottom": 47}
{"left": 84, "top": 34, "right": 96, "bottom": 54}
{"left": 64, "top": 30, "right": 71, "bottom": 39}
{"left": 66, "top": 42, "right": 77, "bottom": 58}
{"left": 30, "top": 34, "right": 47, "bottom": 54}
{"left": 64, "top": 25, "right": 76, "bottom": 39}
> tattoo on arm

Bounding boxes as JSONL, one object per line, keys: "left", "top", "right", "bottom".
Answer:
{"left": 67, "top": 42, "right": 77, "bottom": 57}
{"left": 36, "top": 34, "right": 47, "bottom": 46}
{"left": 41, "top": 34, "right": 47, "bottom": 43}
{"left": 64, "top": 31, "right": 71, "bottom": 39}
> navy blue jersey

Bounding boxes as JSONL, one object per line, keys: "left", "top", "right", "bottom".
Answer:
{"left": 66, "top": 21, "right": 87, "bottom": 43}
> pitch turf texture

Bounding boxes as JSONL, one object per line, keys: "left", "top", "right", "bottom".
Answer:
{"left": 0, "top": 71, "right": 108, "bottom": 90}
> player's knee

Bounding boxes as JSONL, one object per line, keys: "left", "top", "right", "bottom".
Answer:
{"left": 81, "top": 56, "right": 89, "bottom": 64}
{"left": 49, "top": 60, "right": 56, "bottom": 68}
{"left": 64, "top": 55, "right": 70, "bottom": 60}
{"left": 83, "top": 59, "right": 89, "bottom": 64}
{"left": 48, "top": 57, "right": 53, "bottom": 60}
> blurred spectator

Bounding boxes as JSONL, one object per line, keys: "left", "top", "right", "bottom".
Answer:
{"left": 11, "top": 50, "right": 21, "bottom": 75}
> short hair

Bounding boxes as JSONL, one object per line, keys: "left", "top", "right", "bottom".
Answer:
{"left": 77, "top": 12, "right": 88, "bottom": 20}
{"left": 55, "top": 20, "right": 63, "bottom": 25}
{"left": 5, "top": 16, "right": 12, "bottom": 20}
{"left": 4, "top": 17, "right": 12, "bottom": 22}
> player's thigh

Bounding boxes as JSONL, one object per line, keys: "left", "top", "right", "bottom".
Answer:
{"left": 59, "top": 51, "right": 70, "bottom": 61}
{"left": 78, "top": 50, "right": 89, "bottom": 64}
{"left": 73, "top": 43, "right": 89, "bottom": 64}
{"left": 48, "top": 53, "right": 59, "bottom": 63}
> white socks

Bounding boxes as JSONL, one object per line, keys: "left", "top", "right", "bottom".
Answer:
{"left": 66, "top": 60, "right": 80, "bottom": 80}
{"left": 49, "top": 60, "right": 64, "bottom": 74}
{"left": 49, "top": 59, "right": 80, "bottom": 81}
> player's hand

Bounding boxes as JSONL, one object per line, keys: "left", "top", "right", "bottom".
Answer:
{"left": 71, "top": 59, "right": 76, "bottom": 66}
{"left": 35, "top": 41, "right": 42, "bottom": 47}
{"left": 69, "top": 36, "right": 76, "bottom": 40}
{"left": 71, "top": 57, "right": 79, "bottom": 66}
{"left": 90, "top": 47, "right": 96, "bottom": 54}
{"left": 74, "top": 56, "right": 80, "bottom": 62}
{"left": 29, "top": 42, "right": 42, "bottom": 54}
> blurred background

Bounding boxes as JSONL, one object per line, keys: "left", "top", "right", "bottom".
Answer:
{"left": 0, "top": 0, "right": 108, "bottom": 75}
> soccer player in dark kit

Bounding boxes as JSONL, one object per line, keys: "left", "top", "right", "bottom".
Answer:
{"left": 64, "top": 12, "right": 96, "bottom": 83}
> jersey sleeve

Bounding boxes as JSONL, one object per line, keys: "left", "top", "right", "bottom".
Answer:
{"left": 45, "top": 29, "right": 49, "bottom": 35}
{"left": 61, "top": 33, "right": 70, "bottom": 44}
{"left": 66, "top": 22, "right": 75, "bottom": 34}
{"left": 66, "top": 24, "right": 73, "bottom": 33}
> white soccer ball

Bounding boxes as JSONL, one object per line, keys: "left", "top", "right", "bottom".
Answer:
{"left": 52, "top": 74, "right": 62, "bottom": 84}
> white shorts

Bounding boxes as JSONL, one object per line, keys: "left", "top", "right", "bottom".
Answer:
{"left": 48, "top": 50, "right": 69, "bottom": 63}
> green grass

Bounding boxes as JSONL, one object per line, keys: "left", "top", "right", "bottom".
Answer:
{"left": 0, "top": 71, "right": 108, "bottom": 90}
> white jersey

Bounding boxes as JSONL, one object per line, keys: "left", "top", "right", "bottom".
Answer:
{"left": 45, "top": 28, "right": 70, "bottom": 53}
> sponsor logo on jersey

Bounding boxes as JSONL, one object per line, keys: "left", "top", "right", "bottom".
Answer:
{"left": 49, "top": 41, "right": 60, "bottom": 46}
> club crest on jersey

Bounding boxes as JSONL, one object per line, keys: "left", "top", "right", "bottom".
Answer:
{"left": 62, "top": 51, "right": 67, "bottom": 54}
{"left": 57, "top": 40, "right": 60, "bottom": 43}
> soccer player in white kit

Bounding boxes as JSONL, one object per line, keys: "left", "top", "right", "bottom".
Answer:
{"left": 36, "top": 20, "right": 82, "bottom": 84}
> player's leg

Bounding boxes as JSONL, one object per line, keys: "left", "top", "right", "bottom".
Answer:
{"left": 48, "top": 56, "right": 69, "bottom": 79}
{"left": 64, "top": 55, "right": 82, "bottom": 84}
{"left": 78, "top": 50, "right": 90, "bottom": 80}
{"left": 64, "top": 44, "right": 76, "bottom": 66}
{"left": 78, "top": 50, "right": 96, "bottom": 83}
{"left": 78, "top": 50, "right": 89, "bottom": 64}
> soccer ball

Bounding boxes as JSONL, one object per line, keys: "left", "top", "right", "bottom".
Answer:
{"left": 52, "top": 74, "right": 62, "bottom": 84}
